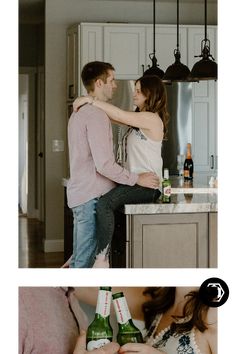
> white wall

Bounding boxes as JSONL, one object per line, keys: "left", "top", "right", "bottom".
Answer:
{"left": 44, "top": 0, "right": 217, "bottom": 250}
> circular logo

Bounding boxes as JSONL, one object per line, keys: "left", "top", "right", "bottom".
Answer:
{"left": 199, "top": 277, "right": 229, "bottom": 307}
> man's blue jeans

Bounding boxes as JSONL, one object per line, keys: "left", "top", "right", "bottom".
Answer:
{"left": 70, "top": 198, "right": 98, "bottom": 268}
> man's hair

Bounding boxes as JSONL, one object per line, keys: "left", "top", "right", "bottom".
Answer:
{"left": 81, "top": 61, "right": 115, "bottom": 92}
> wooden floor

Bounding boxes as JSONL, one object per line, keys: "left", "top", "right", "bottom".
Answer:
{"left": 18, "top": 215, "right": 64, "bottom": 268}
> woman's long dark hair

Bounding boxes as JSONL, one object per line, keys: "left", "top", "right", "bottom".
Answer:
{"left": 135, "top": 75, "right": 169, "bottom": 140}
{"left": 142, "top": 287, "right": 209, "bottom": 335}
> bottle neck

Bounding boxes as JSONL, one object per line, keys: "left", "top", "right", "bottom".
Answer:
{"left": 186, "top": 151, "right": 192, "bottom": 159}
{"left": 186, "top": 144, "right": 192, "bottom": 159}
{"left": 95, "top": 289, "right": 112, "bottom": 318}
{"left": 163, "top": 168, "right": 169, "bottom": 180}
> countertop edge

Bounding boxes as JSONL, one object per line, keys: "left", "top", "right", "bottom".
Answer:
{"left": 124, "top": 202, "right": 218, "bottom": 214}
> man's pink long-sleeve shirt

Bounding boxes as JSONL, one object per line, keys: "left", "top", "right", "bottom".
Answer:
{"left": 67, "top": 104, "right": 138, "bottom": 208}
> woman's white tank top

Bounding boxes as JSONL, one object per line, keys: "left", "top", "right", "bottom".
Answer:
{"left": 145, "top": 314, "right": 204, "bottom": 354}
{"left": 124, "top": 128, "right": 163, "bottom": 180}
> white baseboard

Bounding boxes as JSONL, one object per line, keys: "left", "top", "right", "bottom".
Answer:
{"left": 43, "top": 238, "right": 64, "bottom": 253}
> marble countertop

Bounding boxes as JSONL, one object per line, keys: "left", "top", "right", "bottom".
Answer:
{"left": 169, "top": 175, "right": 218, "bottom": 194}
{"left": 124, "top": 193, "right": 218, "bottom": 214}
{"left": 124, "top": 174, "right": 218, "bottom": 215}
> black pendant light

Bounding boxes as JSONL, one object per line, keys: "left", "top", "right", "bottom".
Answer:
{"left": 143, "top": 0, "right": 164, "bottom": 78}
{"left": 190, "top": 0, "right": 217, "bottom": 81}
{"left": 163, "top": 0, "right": 191, "bottom": 82}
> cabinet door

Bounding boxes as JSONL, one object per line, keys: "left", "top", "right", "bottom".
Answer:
{"left": 146, "top": 25, "right": 188, "bottom": 73}
{"left": 80, "top": 24, "right": 103, "bottom": 95}
{"left": 209, "top": 212, "right": 217, "bottom": 267}
{"left": 67, "top": 25, "right": 79, "bottom": 100}
{"left": 191, "top": 81, "right": 217, "bottom": 172}
{"left": 188, "top": 27, "right": 217, "bottom": 173}
{"left": 130, "top": 213, "right": 208, "bottom": 268}
{"left": 104, "top": 25, "right": 146, "bottom": 79}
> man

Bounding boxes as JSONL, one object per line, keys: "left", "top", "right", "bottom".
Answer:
{"left": 19, "top": 287, "right": 120, "bottom": 354}
{"left": 67, "top": 61, "right": 158, "bottom": 268}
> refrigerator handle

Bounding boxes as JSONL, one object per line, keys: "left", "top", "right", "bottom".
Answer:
{"left": 210, "top": 155, "right": 214, "bottom": 169}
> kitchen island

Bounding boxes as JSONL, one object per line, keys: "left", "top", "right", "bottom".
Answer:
{"left": 111, "top": 176, "right": 217, "bottom": 269}
{"left": 63, "top": 175, "right": 217, "bottom": 268}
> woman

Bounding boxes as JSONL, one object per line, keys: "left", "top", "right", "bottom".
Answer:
{"left": 133, "top": 287, "right": 217, "bottom": 354}
{"left": 72, "top": 75, "right": 169, "bottom": 268}
{"left": 76, "top": 287, "right": 217, "bottom": 354}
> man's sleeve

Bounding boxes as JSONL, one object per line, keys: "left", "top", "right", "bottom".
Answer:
{"left": 87, "top": 110, "right": 138, "bottom": 186}
{"left": 19, "top": 290, "right": 33, "bottom": 354}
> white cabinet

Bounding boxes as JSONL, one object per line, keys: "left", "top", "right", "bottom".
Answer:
{"left": 80, "top": 24, "right": 103, "bottom": 95}
{"left": 67, "top": 24, "right": 103, "bottom": 98}
{"left": 188, "top": 27, "right": 217, "bottom": 173}
{"left": 104, "top": 25, "right": 146, "bottom": 79}
{"left": 146, "top": 25, "right": 188, "bottom": 73}
{"left": 80, "top": 24, "right": 103, "bottom": 66}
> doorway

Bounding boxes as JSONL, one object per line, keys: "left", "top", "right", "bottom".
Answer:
{"left": 19, "top": 68, "right": 45, "bottom": 221}
{"left": 19, "top": 74, "right": 28, "bottom": 214}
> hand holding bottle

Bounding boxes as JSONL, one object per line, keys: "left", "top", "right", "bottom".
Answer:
{"left": 119, "top": 343, "right": 165, "bottom": 354}
{"left": 73, "top": 330, "right": 120, "bottom": 354}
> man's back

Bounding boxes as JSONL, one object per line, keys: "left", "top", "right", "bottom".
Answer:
{"left": 67, "top": 104, "right": 136, "bottom": 208}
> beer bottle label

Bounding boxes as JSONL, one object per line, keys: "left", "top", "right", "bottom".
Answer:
{"left": 184, "top": 170, "right": 190, "bottom": 178}
{"left": 96, "top": 289, "right": 111, "bottom": 318}
{"left": 113, "top": 297, "right": 131, "bottom": 324}
{"left": 163, "top": 185, "right": 171, "bottom": 197}
{"left": 87, "top": 338, "right": 111, "bottom": 351}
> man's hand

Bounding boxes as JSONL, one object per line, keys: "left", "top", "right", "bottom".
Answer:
{"left": 137, "top": 172, "right": 160, "bottom": 189}
{"left": 73, "top": 330, "right": 120, "bottom": 354}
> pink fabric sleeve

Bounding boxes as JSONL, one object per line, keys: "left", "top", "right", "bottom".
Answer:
{"left": 87, "top": 109, "right": 138, "bottom": 186}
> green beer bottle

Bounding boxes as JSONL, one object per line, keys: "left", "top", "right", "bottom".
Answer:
{"left": 162, "top": 168, "right": 171, "bottom": 203}
{"left": 112, "top": 292, "right": 143, "bottom": 345}
{"left": 86, "top": 287, "right": 113, "bottom": 351}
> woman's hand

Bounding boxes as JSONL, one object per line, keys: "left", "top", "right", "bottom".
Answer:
{"left": 73, "top": 96, "right": 93, "bottom": 111}
{"left": 73, "top": 330, "right": 120, "bottom": 354}
{"left": 119, "top": 343, "right": 165, "bottom": 354}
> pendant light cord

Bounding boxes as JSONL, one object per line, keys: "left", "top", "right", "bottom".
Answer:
{"left": 177, "top": 0, "right": 179, "bottom": 50}
{"left": 204, "top": 0, "right": 207, "bottom": 41}
{"left": 153, "top": 0, "right": 156, "bottom": 55}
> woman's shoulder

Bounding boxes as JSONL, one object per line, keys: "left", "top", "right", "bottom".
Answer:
{"left": 206, "top": 307, "right": 217, "bottom": 326}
